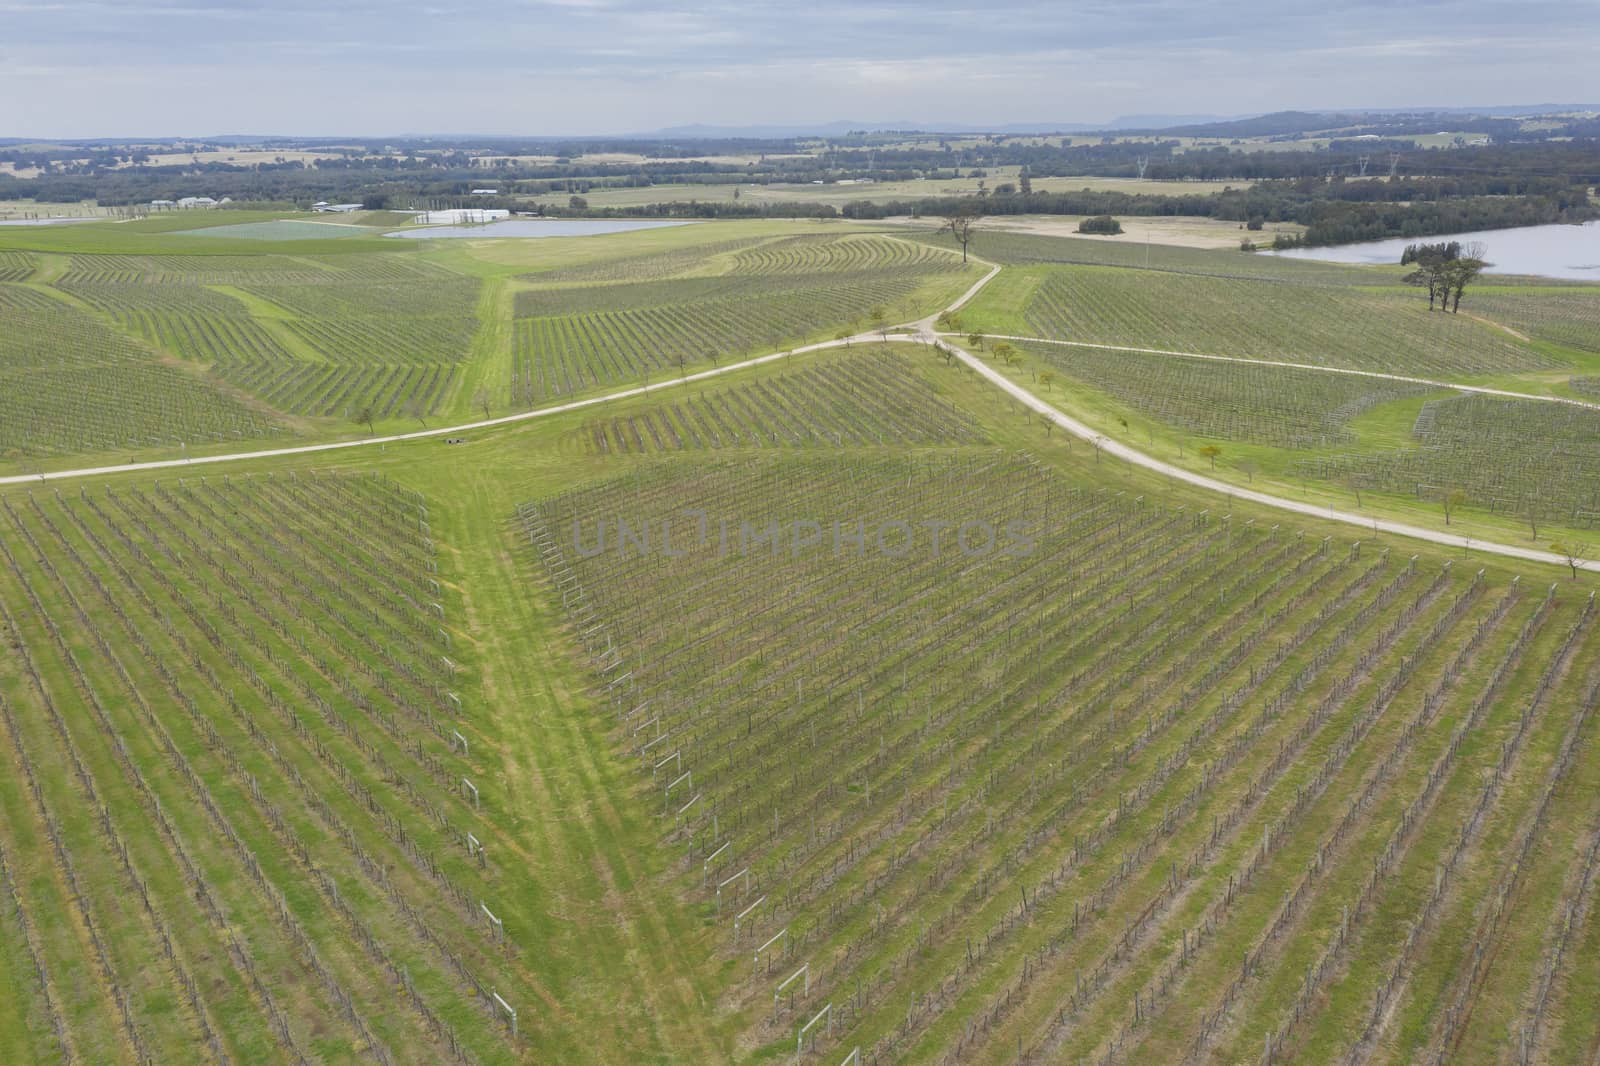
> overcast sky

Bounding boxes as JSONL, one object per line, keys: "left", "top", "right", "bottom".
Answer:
{"left": 7, "top": 0, "right": 1599, "bottom": 138}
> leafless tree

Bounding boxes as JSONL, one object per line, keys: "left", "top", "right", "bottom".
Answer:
{"left": 942, "top": 208, "right": 980, "bottom": 264}
{"left": 1550, "top": 541, "right": 1589, "bottom": 580}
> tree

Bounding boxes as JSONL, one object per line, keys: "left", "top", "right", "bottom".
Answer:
{"left": 1038, "top": 371, "right": 1054, "bottom": 392}
{"left": 942, "top": 208, "right": 980, "bottom": 264}
{"left": 1198, "top": 444, "right": 1222, "bottom": 469}
{"left": 1341, "top": 473, "right": 1363, "bottom": 508}
{"left": 1549, "top": 541, "right": 1589, "bottom": 580}
{"left": 1403, "top": 255, "right": 1450, "bottom": 311}
{"left": 1441, "top": 487, "right": 1466, "bottom": 525}
{"left": 355, "top": 405, "right": 375, "bottom": 436}
{"left": 993, "top": 341, "right": 1016, "bottom": 366}
{"left": 1237, "top": 459, "right": 1257, "bottom": 484}
{"left": 473, "top": 388, "right": 491, "bottom": 420}
{"left": 405, "top": 397, "right": 428, "bottom": 429}
{"left": 569, "top": 195, "right": 587, "bottom": 210}
{"left": 1018, "top": 168, "right": 1033, "bottom": 196}
{"left": 1077, "top": 215, "right": 1123, "bottom": 235}
{"left": 967, "top": 332, "right": 985, "bottom": 352}
{"left": 361, "top": 192, "right": 390, "bottom": 211}
{"left": 1402, "top": 240, "right": 1487, "bottom": 312}
{"left": 1441, "top": 245, "right": 1487, "bottom": 313}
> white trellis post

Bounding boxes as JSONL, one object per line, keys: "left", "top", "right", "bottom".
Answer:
{"left": 452, "top": 730, "right": 469, "bottom": 756}
{"left": 797, "top": 1003, "right": 832, "bottom": 1053}
{"left": 775, "top": 963, "right": 809, "bottom": 1012}
{"left": 755, "top": 927, "right": 788, "bottom": 968}
{"left": 481, "top": 902, "right": 503, "bottom": 941}
{"left": 492, "top": 991, "right": 517, "bottom": 1038}
{"left": 653, "top": 750, "right": 680, "bottom": 779}
{"left": 676, "top": 792, "right": 701, "bottom": 828}
{"left": 462, "top": 777, "right": 479, "bottom": 810}
{"left": 703, "top": 841, "right": 731, "bottom": 887}
{"left": 734, "top": 895, "right": 765, "bottom": 941}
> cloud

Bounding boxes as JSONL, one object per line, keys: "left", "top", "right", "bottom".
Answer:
{"left": 6, "top": 0, "right": 1596, "bottom": 136}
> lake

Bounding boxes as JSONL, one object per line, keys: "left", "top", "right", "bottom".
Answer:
{"left": 1273, "top": 220, "right": 1600, "bottom": 281}
{"left": 384, "top": 219, "right": 695, "bottom": 240}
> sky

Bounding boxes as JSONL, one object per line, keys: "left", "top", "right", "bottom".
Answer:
{"left": 7, "top": 0, "right": 1600, "bottom": 138}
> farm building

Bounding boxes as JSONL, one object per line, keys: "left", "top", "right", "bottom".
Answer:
{"left": 313, "top": 202, "right": 364, "bottom": 213}
{"left": 470, "top": 188, "right": 500, "bottom": 195}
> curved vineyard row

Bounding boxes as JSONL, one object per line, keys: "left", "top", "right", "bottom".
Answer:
{"left": 0, "top": 250, "right": 35, "bottom": 282}
{"left": 518, "top": 235, "right": 773, "bottom": 286}
{"left": 728, "top": 235, "right": 964, "bottom": 277}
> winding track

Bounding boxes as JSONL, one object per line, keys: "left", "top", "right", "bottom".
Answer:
{"left": 4, "top": 251, "right": 1595, "bottom": 572}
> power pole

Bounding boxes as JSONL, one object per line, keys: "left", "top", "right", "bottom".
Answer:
{"left": 1135, "top": 155, "right": 1149, "bottom": 180}
{"left": 1358, "top": 155, "right": 1370, "bottom": 177}
{"left": 1388, "top": 151, "right": 1401, "bottom": 179}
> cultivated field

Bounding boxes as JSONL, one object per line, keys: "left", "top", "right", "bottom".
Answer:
{"left": 56, "top": 252, "right": 478, "bottom": 421}
{"left": 0, "top": 282, "right": 280, "bottom": 458}
{"left": 4, "top": 210, "right": 1600, "bottom": 1066}
{"left": 567, "top": 347, "right": 983, "bottom": 454}
{"left": 521, "top": 450, "right": 1600, "bottom": 1062}
{"left": 1017, "top": 340, "right": 1439, "bottom": 449}
{"left": 0, "top": 473, "right": 539, "bottom": 1064}
{"left": 1013, "top": 266, "right": 1550, "bottom": 376}
{"left": 1292, "top": 394, "right": 1600, "bottom": 529}
{"left": 509, "top": 234, "right": 966, "bottom": 405}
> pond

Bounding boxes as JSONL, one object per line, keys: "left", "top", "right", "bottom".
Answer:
{"left": 1272, "top": 220, "right": 1600, "bottom": 281}
{"left": 384, "top": 219, "right": 695, "bottom": 240}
